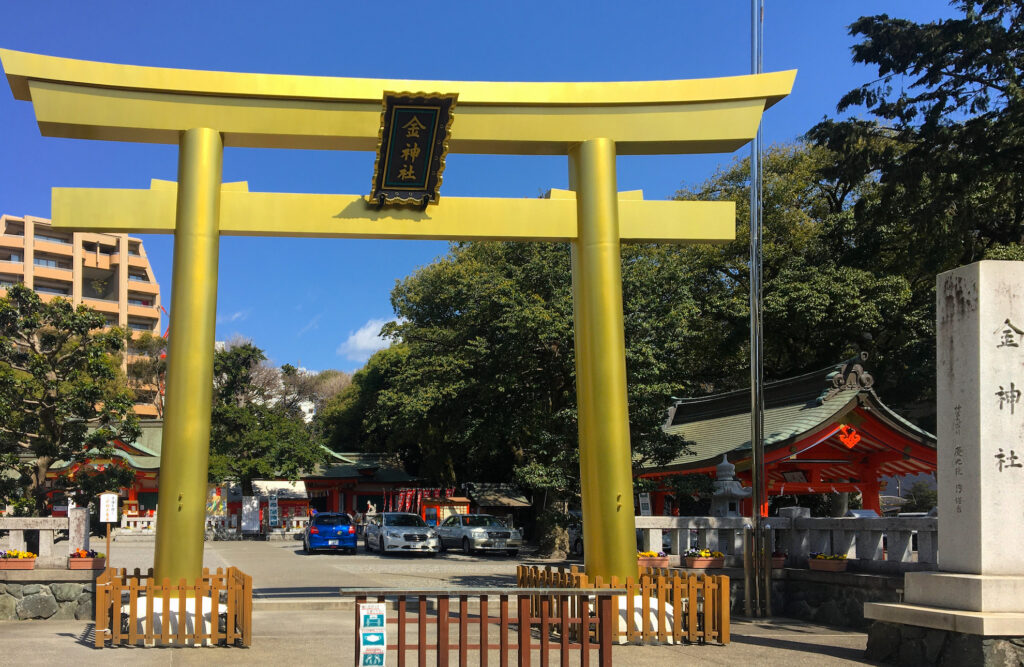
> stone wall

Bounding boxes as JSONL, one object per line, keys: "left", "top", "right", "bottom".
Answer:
{"left": 0, "top": 581, "right": 93, "bottom": 621}
{"left": 717, "top": 567, "right": 903, "bottom": 629}
{"left": 866, "top": 621, "right": 1024, "bottom": 666}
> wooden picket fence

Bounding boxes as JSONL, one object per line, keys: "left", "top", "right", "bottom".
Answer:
{"left": 345, "top": 587, "right": 622, "bottom": 666}
{"left": 94, "top": 567, "right": 252, "bottom": 648}
{"left": 517, "top": 565, "right": 729, "bottom": 645}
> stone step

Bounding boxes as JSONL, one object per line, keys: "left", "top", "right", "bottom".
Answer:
{"left": 253, "top": 597, "right": 354, "bottom": 611}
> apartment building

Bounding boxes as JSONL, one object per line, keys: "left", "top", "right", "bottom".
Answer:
{"left": 0, "top": 213, "right": 163, "bottom": 417}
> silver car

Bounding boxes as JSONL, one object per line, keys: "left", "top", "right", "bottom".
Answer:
{"left": 438, "top": 514, "right": 522, "bottom": 556}
{"left": 364, "top": 512, "right": 440, "bottom": 555}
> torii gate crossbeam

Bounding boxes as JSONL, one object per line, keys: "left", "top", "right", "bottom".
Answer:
{"left": 0, "top": 48, "right": 794, "bottom": 586}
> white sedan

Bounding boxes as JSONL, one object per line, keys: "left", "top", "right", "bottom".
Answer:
{"left": 364, "top": 512, "right": 440, "bottom": 555}
{"left": 437, "top": 514, "right": 522, "bottom": 556}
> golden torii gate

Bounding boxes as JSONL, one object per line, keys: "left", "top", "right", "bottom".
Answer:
{"left": 0, "top": 48, "right": 793, "bottom": 586}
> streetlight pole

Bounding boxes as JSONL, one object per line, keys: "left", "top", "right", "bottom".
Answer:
{"left": 748, "top": 0, "right": 770, "bottom": 618}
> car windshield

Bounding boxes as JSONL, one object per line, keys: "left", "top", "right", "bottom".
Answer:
{"left": 385, "top": 514, "right": 427, "bottom": 527}
{"left": 464, "top": 516, "right": 504, "bottom": 527}
{"left": 315, "top": 515, "right": 350, "bottom": 526}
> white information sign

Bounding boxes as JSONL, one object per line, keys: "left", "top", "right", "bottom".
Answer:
{"left": 99, "top": 492, "right": 119, "bottom": 523}
{"left": 638, "top": 492, "right": 652, "bottom": 516}
{"left": 359, "top": 602, "right": 387, "bottom": 666}
{"left": 241, "top": 496, "right": 260, "bottom": 533}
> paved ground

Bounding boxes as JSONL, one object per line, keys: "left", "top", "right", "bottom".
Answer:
{"left": 2, "top": 539, "right": 879, "bottom": 665}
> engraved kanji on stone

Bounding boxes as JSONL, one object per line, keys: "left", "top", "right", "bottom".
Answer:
{"left": 996, "top": 383, "right": 1022, "bottom": 414}
{"left": 996, "top": 319, "right": 1024, "bottom": 349}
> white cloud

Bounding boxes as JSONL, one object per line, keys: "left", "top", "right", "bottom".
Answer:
{"left": 217, "top": 310, "right": 248, "bottom": 325}
{"left": 337, "top": 318, "right": 392, "bottom": 362}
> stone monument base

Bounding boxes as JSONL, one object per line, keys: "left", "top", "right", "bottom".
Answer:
{"left": 864, "top": 602, "right": 1024, "bottom": 665}
{"left": 905, "top": 572, "right": 1024, "bottom": 613}
{"left": 864, "top": 618, "right": 1024, "bottom": 665}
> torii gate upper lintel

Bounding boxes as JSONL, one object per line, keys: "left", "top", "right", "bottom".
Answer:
{"left": 0, "top": 48, "right": 794, "bottom": 585}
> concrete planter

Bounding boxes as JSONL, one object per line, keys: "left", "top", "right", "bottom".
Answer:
{"left": 68, "top": 557, "right": 106, "bottom": 570}
{"left": 0, "top": 558, "right": 36, "bottom": 570}
{"left": 685, "top": 556, "right": 725, "bottom": 569}
{"left": 638, "top": 556, "right": 670, "bottom": 569}
{"left": 808, "top": 558, "right": 848, "bottom": 572}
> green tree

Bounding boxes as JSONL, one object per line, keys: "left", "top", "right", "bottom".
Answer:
{"left": 0, "top": 285, "right": 140, "bottom": 515}
{"left": 806, "top": 1, "right": 1024, "bottom": 421}
{"left": 902, "top": 480, "right": 938, "bottom": 513}
{"left": 318, "top": 142, "right": 923, "bottom": 534}
{"left": 207, "top": 342, "right": 327, "bottom": 496}
{"left": 320, "top": 239, "right": 702, "bottom": 520}
{"left": 673, "top": 143, "right": 915, "bottom": 396}
{"left": 125, "top": 331, "right": 167, "bottom": 418}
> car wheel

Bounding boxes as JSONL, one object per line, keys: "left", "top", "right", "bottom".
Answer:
{"left": 364, "top": 535, "right": 371, "bottom": 551}
{"left": 506, "top": 550, "right": 519, "bottom": 558}
{"left": 379, "top": 537, "right": 386, "bottom": 555}
{"left": 463, "top": 537, "right": 474, "bottom": 555}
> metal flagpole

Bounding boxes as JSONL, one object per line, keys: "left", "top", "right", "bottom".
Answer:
{"left": 748, "top": 0, "right": 769, "bottom": 618}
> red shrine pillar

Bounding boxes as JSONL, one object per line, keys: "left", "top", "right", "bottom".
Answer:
{"left": 861, "top": 479, "right": 882, "bottom": 513}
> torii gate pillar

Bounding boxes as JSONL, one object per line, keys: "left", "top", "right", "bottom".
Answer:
{"left": 570, "top": 138, "right": 636, "bottom": 576}
{"left": 154, "top": 128, "right": 223, "bottom": 582}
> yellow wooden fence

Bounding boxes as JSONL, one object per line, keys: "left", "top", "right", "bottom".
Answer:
{"left": 94, "top": 566, "right": 252, "bottom": 648}
{"left": 517, "top": 564, "right": 729, "bottom": 645}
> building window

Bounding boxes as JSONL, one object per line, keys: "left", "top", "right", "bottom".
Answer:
{"left": 128, "top": 298, "right": 151, "bottom": 307}
{"left": 34, "top": 232, "right": 71, "bottom": 244}
{"left": 34, "top": 256, "right": 69, "bottom": 269}
{"left": 129, "top": 273, "right": 148, "bottom": 282}
{"left": 2, "top": 253, "right": 22, "bottom": 262}
{"left": 127, "top": 320, "right": 154, "bottom": 331}
{"left": 35, "top": 284, "right": 71, "bottom": 295}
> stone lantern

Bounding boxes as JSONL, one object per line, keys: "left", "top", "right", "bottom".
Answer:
{"left": 710, "top": 455, "right": 752, "bottom": 518}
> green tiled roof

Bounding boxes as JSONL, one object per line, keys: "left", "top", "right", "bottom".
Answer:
{"left": 47, "top": 420, "right": 165, "bottom": 471}
{"left": 647, "top": 356, "right": 935, "bottom": 474}
{"left": 306, "top": 452, "right": 416, "bottom": 483}
{"left": 657, "top": 389, "right": 858, "bottom": 471}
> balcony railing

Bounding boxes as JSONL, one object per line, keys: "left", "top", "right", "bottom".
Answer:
{"left": 636, "top": 514, "right": 938, "bottom": 573}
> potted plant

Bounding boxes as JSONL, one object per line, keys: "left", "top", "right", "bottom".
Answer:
{"left": 0, "top": 549, "right": 37, "bottom": 570}
{"left": 772, "top": 550, "right": 787, "bottom": 569}
{"left": 68, "top": 548, "right": 106, "bottom": 570}
{"left": 637, "top": 550, "right": 670, "bottom": 569}
{"left": 808, "top": 552, "right": 849, "bottom": 572}
{"left": 684, "top": 548, "right": 725, "bottom": 569}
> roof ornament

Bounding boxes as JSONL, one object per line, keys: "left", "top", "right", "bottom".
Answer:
{"left": 823, "top": 352, "right": 874, "bottom": 401}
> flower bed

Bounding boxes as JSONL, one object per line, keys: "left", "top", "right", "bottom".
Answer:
{"left": 808, "top": 552, "right": 848, "bottom": 572}
{"left": 68, "top": 549, "right": 106, "bottom": 570}
{"left": 684, "top": 548, "right": 724, "bottom": 569}
{"left": 637, "top": 551, "right": 669, "bottom": 569}
{"left": 0, "top": 550, "right": 37, "bottom": 570}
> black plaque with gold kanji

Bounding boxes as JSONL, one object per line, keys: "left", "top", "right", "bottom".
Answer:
{"left": 370, "top": 92, "right": 456, "bottom": 206}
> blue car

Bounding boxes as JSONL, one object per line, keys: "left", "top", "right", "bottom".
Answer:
{"left": 303, "top": 513, "right": 358, "bottom": 554}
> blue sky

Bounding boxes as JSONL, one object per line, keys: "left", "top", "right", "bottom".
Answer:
{"left": 0, "top": 2, "right": 950, "bottom": 373}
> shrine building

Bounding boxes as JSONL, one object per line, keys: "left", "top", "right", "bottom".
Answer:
{"left": 637, "top": 355, "right": 937, "bottom": 515}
